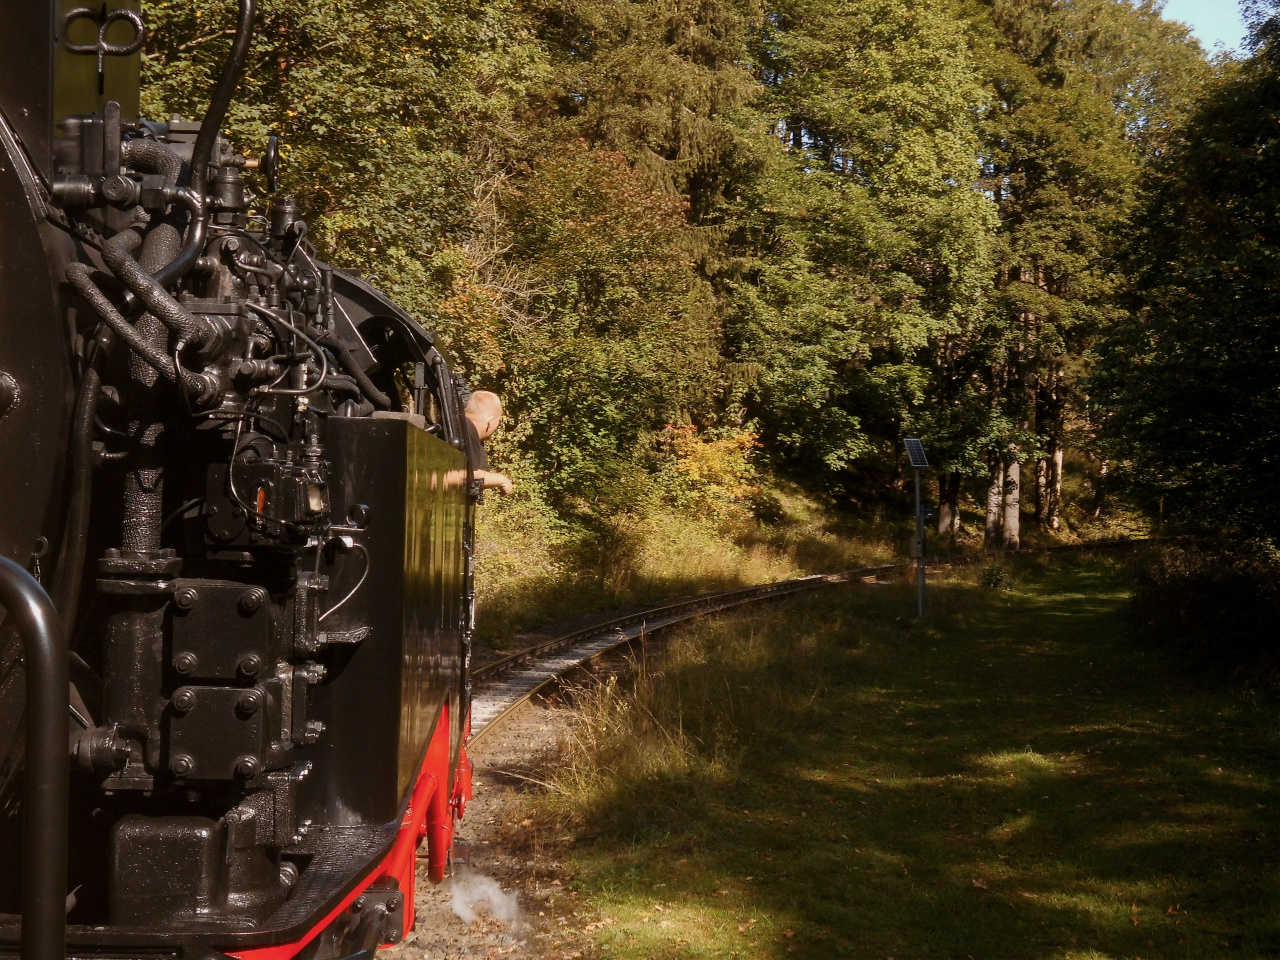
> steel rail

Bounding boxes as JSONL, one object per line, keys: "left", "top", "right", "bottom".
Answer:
{"left": 467, "top": 538, "right": 1151, "bottom": 748}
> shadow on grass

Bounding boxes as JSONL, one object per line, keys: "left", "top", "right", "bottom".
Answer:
{"left": 537, "top": 559, "right": 1280, "bottom": 959}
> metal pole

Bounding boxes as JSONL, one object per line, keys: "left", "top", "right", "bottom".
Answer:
{"left": 0, "top": 556, "right": 68, "bottom": 960}
{"left": 915, "top": 468, "right": 926, "bottom": 617}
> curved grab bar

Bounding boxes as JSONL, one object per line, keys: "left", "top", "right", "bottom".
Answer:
{"left": 0, "top": 556, "right": 68, "bottom": 960}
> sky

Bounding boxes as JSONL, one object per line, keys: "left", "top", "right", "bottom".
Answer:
{"left": 1160, "top": 0, "right": 1249, "bottom": 51}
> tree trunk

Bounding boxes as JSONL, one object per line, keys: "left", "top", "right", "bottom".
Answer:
{"left": 1045, "top": 445, "right": 1063, "bottom": 530}
{"left": 985, "top": 460, "right": 1004, "bottom": 547}
{"left": 1001, "top": 456, "right": 1021, "bottom": 550}
{"left": 1034, "top": 457, "right": 1048, "bottom": 524}
{"left": 938, "top": 471, "right": 962, "bottom": 540}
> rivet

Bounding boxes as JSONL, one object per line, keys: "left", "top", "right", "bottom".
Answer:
{"left": 173, "top": 586, "right": 199, "bottom": 610}
{"left": 170, "top": 754, "right": 193, "bottom": 776}
{"left": 173, "top": 652, "right": 198, "bottom": 675}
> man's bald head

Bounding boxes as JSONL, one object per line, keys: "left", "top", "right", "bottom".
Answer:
{"left": 465, "top": 390, "right": 504, "bottom": 440}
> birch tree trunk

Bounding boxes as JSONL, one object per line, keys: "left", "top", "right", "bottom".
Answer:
{"left": 1035, "top": 457, "right": 1048, "bottom": 524}
{"left": 985, "top": 459, "right": 1004, "bottom": 547}
{"left": 1045, "top": 445, "right": 1063, "bottom": 530}
{"left": 1001, "top": 456, "right": 1021, "bottom": 550}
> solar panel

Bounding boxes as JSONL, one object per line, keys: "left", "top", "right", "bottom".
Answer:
{"left": 904, "top": 438, "right": 929, "bottom": 468}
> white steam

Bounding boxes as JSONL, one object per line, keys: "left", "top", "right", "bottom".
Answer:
{"left": 451, "top": 869, "right": 520, "bottom": 925}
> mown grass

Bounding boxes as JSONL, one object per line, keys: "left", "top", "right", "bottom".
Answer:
{"left": 527, "top": 556, "right": 1279, "bottom": 959}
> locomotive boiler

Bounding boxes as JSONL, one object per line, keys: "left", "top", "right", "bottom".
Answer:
{"left": 0, "top": 1, "right": 478, "bottom": 956}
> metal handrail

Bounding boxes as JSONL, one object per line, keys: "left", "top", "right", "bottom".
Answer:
{"left": 0, "top": 556, "right": 68, "bottom": 960}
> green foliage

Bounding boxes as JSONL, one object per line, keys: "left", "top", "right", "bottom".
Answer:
{"left": 725, "top": 0, "right": 999, "bottom": 481}
{"left": 486, "top": 147, "right": 718, "bottom": 524}
{"left": 139, "top": 0, "right": 1221, "bottom": 542}
{"left": 1093, "top": 6, "right": 1280, "bottom": 537}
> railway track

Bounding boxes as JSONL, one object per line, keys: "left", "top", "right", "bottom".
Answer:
{"left": 466, "top": 538, "right": 1149, "bottom": 746}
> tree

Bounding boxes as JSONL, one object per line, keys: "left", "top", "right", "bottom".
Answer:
{"left": 1093, "top": 2, "right": 1280, "bottom": 539}
{"left": 725, "top": 0, "right": 998, "bottom": 501}
{"left": 963, "top": 0, "right": 1207, "bottom": 545}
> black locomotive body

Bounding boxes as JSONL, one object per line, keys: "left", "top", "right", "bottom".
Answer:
{"left": 0, "top": 2, "right": 477, "bottom": 956}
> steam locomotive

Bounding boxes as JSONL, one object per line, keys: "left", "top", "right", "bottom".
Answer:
{"left": 0, "top": 1, "right": 477, "bottom": 956}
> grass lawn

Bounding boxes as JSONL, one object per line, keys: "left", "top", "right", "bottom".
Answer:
{"left": 532, "top": 556, "right": 1279, "bottom": 959}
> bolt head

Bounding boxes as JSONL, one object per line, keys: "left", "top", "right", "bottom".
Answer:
{"left": 239, "top": 587, "right": 268, "bottom": 613}
{"left": 237, "top": 654, "right": 264, "bottom": 678}
{"left": 235, "top": 756, "right": 260, "bottom": 778}
{"left": 173, "top": 652, "right": 198, "bottom": 675}
{"left": 353, "top": 896, "right": 365, "bottom": 912}
{"left": 173, "top": 586, "right": 199, "bottom": 610}
{"left": 170, "top": 754, "right": 193, "bottom": 776}
{"left": 172, "top": 688, "right": 196, "bottom": 712}
{"left": 237, "top": 691, "right": 261, "bottom": 716}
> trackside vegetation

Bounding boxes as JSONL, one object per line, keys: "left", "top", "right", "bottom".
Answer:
{"left": 527, "top": 557, "right": 1279, "bottom": 958}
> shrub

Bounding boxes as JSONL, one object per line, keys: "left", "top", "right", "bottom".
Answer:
{"left": 1130, "top": 544, "right": 1280, "bottom": 690}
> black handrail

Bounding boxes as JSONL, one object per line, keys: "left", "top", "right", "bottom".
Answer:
{"left": 0, "top": 556, "right": 68, "bottom": 960}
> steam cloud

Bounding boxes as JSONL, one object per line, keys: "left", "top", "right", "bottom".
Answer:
{"left": 451, "top": 869, "right": 520, "bottom": 925}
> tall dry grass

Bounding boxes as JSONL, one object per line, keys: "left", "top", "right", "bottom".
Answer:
{"left": 471, "top": 487, "right": 903, "bottom": 646}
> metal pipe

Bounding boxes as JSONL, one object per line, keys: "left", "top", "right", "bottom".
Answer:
{"left": 190, "top": 0, "right": 256, "bottom": 203}
{"left": 103, "top": 209, "right": 213, "bottom": 346}
{"left": 0, "top": 556, "right": 68, "bottom": 960}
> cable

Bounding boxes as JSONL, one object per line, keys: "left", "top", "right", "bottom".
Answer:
{"left": 318, "top": 542, "right": 369, "bottom": 622}
{"left": 243, "top": 301, "right": 330, "bottom": 395}
{"left": 161, "top": 497, "right": 205, "bottom": 533}
{"left": 226, "top": 416, "right": 301, "bottom": 535}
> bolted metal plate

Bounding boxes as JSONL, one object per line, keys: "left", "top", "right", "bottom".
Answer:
{"left": 170, "top": 580, "right": 275, "bottom": 681}
{"left": 167, "top": 685, "right": 268, "bottom": 780}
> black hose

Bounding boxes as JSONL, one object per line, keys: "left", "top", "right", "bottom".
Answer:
{"left": 66, "top": 264, "right": 209, "bottom": 398}
{"left": 120, "top": 138, "right": 183, "bottom": 185}
{"left": 0, "top": 556, "right": 68, "bottom": 960}
{"left": 317, "top": 332, "right": 392, "bottom": 409}
{"left": 150, "top": 187, "right": 208, "bottom": 291}
{"left": 103, "top": 222, "right": 213, "bottom": 347}
{"left": 50, "top": 344, "right": 102, "bottom": 632}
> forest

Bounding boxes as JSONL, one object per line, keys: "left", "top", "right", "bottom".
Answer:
{"left": 140, "top": 0, "right": 1279, "bottom": 655}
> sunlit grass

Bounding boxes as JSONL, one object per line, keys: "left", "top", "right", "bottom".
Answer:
{"left": 471, "top": 488, "right": 903, "bottom": 645}
{"left": 520, "top": 557, "right": 1279, "bottom": 958}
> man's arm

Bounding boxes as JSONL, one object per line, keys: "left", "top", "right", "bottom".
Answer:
{"left": 475, "top": 470, "right": 513, "bottom": 495}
